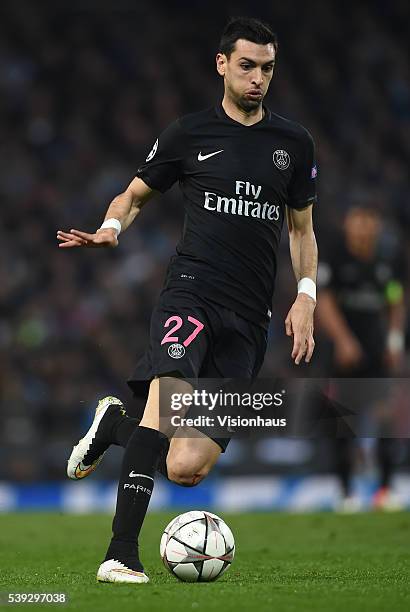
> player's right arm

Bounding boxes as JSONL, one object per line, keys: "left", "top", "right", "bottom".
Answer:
{"left": 57, "top": 177, "right": 155, "bottom": 248}
{"left": 58, "top": 118, "right": 184, "bottom": 249}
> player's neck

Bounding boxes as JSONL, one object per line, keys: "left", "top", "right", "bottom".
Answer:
{"left": 222, "top": 96, "right": 264, "bottom": 126}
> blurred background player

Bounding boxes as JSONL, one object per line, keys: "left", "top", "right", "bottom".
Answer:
{"left": 316, "top": 204, "right": 406, "bottom": 511}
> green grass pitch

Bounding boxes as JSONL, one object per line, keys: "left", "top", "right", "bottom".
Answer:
{"left": 1, "top": 511, "right": 410, "bottom": 611}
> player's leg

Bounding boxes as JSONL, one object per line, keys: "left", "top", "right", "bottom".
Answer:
{"left": 98, "top": 375, "right": 192, "bottom": 584}
{"left": 334, "top": 438, "right": 365, "bottom": 512}
{"left": 166, "top": 432, "right": 222, "bottom": 487}
{"left": 124, "top": 290, "right": 219, "bottom": 485}
{"left": 158, "top": 306, "right": 268, "bottom": 489}
{"left": 373, "top": 438, "right": 403, "bottom": 510}
{"left": 162, "top": 305, "right": 268, "bottom": 487}
{"left": 335, "top": 438, "right": 352, "bottom": 498}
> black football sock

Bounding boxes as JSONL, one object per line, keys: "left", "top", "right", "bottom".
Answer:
{"left": 104, "top": 426, "right": 164, "bottom": 571}
{"left": 112, "top": 415, "right": 139, "bottom": 447}
{"left": 335, "top": 438, "right": 351, "bottom": 496}
{"left": 83, "top": 405, "right": 130, "bottom": 466}
{"left": 112, "top": 415, "right": 171, "bottom": 480}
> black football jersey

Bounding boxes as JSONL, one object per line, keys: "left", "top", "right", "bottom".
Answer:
{"left": 136, "top": 102, "right": 317, "bottom": 328}
{"left": 317, "top": 239, "right": 404, "bottom": 356}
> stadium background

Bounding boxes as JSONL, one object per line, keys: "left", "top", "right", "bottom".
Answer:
{"left": 0, "top": 0, "right": 409, "bottom": 512}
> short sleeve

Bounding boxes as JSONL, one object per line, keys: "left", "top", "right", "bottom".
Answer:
{"left": 287, "top": 130, "right": 317, "bottom": 209}
{"left": 136, "top": 119, "right": 185, "bottom": 193}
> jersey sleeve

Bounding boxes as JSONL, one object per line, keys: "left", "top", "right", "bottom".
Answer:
{"left": 136, "top": 119, "right": 185, "bottom": 193}
{"left": 287, "top": 129, "right": 317, "bottom": 209}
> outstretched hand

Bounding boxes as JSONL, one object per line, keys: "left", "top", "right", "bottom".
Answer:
{"left": 57, "top": 228, "right": 118, "bottom": 248}
{"left": 285, "top": 293, "right": 316, "bottom": 365}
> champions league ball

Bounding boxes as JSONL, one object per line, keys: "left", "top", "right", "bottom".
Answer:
{"left": 160, "top": 510, "right": 235, "bottom": 582}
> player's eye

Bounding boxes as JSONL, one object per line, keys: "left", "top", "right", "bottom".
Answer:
{"left": 240, "top": 63, "right": 252, "bottom": 71}
{"left": 263, "top": 65, "right": 274, "bottom": 72}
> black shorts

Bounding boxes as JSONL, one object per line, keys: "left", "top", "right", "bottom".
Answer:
{"left": 127, "top": 288, "right": 268, "bottom": 451}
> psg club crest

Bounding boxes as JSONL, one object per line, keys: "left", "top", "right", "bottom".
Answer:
{"left": 168, "top": 343, "right": 185, "bottom": 359}
{"left": 146, "top": 138, "right": 158, "bottom": 162}
{"left": 273, "top": 149, "right": 290, "bottom": 170}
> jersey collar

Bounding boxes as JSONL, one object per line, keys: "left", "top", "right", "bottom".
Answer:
{"left": 215, "top": 100, "right": 271, "bottom": 127}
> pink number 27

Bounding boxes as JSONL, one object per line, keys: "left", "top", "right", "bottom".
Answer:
{"left": 161, "top": 315, "right": 204, "bottom": 347}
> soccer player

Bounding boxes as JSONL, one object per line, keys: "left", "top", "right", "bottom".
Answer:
{"left": 57, "top": 17, "right": 318, "bottom": 583}
{"left": 316, "top": 204, "right": 406, "bottom": 511}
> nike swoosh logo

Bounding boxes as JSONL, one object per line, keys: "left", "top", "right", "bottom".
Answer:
{"left": 129, "top": 471, "right": 154, "bottom": 480}
{"left": 197, "top": 150, "right": 224, "bottom": 162}
{"left": 75, "top": 462, "right": 94, "bottom": 479}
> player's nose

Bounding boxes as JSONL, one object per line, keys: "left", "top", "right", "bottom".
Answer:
{"left": 251, "top": 68, "right": 263, "bottom": 86}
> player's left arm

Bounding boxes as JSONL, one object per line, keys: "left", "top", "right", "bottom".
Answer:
{"left": 285, "top": 204, "right": 318, "bottom": 365}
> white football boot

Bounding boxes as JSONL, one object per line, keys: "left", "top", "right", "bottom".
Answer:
{"left": 67, "top": 396, "right": 125, "bottom": 480}
{"left": 96, "top": 559, "right": 149, "bottom": 584}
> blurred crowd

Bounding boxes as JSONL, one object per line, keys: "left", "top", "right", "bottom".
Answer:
{"left": 0, "top": 0, "right": 409, "bottom": 480}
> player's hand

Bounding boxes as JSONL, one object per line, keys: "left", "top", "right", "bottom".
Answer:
{"left": 285, "top": 293, "right": 316, "bottom": 365}
{"left": 334, "top": 335, "right": 363, "bottom": 369}
{"left": 56, "top": 228, "right": 118, "bottom": 248}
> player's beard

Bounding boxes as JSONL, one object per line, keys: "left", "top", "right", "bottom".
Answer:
{"left": 228, "top": 84, "right": 264, "bottom": 113}
{"left": 239, "top": 96, "right": 263, "bottom": 112}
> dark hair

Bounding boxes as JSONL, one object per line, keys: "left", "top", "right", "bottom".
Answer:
{"left": 219, "top": 17, "right": 278, "bottom": 58}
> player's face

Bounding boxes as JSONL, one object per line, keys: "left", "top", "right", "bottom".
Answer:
{"left": 217, "top": 39, "right": 276, "bottom": 112}
{"left": 344, "top": 208, "right": 381, "bottom": 247}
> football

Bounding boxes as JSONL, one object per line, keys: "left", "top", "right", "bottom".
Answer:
{"left": 160, "top": 510, "right": 235, "bottom": 582}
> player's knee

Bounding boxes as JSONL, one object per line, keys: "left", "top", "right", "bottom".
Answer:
{"left": 167, "top": 458, "right": 210, "bottom": 487}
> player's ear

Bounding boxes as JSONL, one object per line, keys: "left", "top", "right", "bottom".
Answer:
{"left": 216, "top": 53, "right": 227, "bottom": 76}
